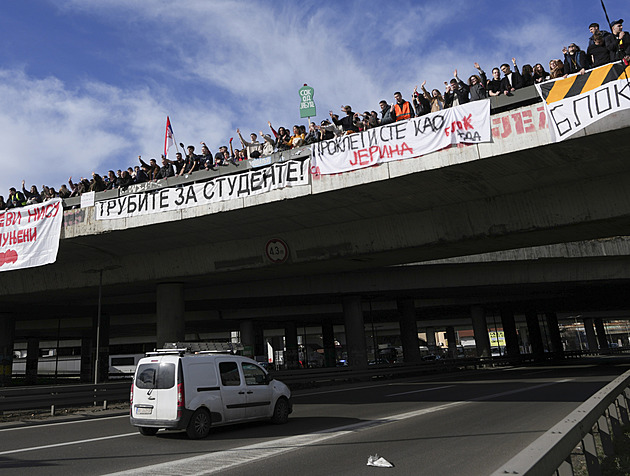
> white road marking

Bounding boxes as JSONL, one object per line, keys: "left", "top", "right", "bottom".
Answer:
{"left": 104, "top": 378, "right": 573, "bottom": 476}
{"left": 386, "top": 385, "right": 455, "bottom": 396}
{"left": 0, "top": 414, "right": 129, "bottom": 433}
{"left": 0, "top": 432, "right": 137, "bottom": 456}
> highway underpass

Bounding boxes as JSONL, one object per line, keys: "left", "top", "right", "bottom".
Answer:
{"left": 2, "top": 88, "right": 630, "bottom": 383}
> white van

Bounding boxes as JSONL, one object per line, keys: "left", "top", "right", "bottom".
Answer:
{"left": 130, "top": 345, "right": 292, "bottom": 439}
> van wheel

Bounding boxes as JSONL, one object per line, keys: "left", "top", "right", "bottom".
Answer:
{"left": 187, "top": 408, "right": 211, "bottom": 439}
{"left": 270, "top": 398, "right": 290, "bottom": 424}
{"left": 138, "top": 427, "right": 159, "bottom": 436}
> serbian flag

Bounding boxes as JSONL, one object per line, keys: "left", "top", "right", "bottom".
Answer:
{"left": 164, "top": 116, "right": 175, "bottom": 158}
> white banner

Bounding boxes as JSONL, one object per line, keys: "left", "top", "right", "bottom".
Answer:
{"left": 311, "top": 100, "right": 491, "bottom": 175}
{"left": 536, "top": 62, "right": 630, "bottom": 142}
{"left": 96, "top": 160, "right": 309, "bottom": 220}
{"left": 0, "top": 198, "right": 63, "bottom": 272}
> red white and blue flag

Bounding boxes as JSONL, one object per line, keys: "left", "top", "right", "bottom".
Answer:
{"left": 164, "top": 116, "right": 175, "bottom": 158}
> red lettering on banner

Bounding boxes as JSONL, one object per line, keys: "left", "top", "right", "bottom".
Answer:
{"left": 537, "top": 106, "right": 547, "bottom": 129}
{"left": 446, "top": 114, "right": 474, "bottom": 137}
{"left": 349, "top": 141, "right": 414, "bottom": 167}
{"left": 4, "top": 211, "right": 22, "bottom": 226}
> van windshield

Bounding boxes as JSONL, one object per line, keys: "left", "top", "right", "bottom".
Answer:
{"left": 135, "top": 363, "right": 176, "bottom": 389}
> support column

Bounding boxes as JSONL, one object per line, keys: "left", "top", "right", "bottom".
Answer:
{"left": 322, "top": 321, "right": 336, "bottom": 367}
{"left": 284, "top": 322, "right": 299, "bottom": 369}
{"left": 343, "top": 296, "right": 367, "bottom": 368}
{"left": 240, "top": 320, "right": 255, "bottom": 358}
{"left": 26, "top": 338, "right": 39, "bottom": 385}
{"left": 545, "top": 312, "right": 565, "bottom": 357}
{"left": 594, "top": 319, "right": 609, "bottom": 350}
{"left": 156, "top": 283, "right": 185, "bottom": 349}
{"left": 270, "top": 336, "right": 283, "bottom": 369}
{"left": 397, "top": 299, "right": 421, "bottom": 363}
{"left": 80, "top": 335, "right": 93, "bottom": 383}
{"left": 97, "top": 314, "right": 110, "bottom": 382}
{"left": 471, "top": 306, "right": 491, "bottom": 358}
{"left": 425, "top": 326, "right": 437, "bottom": 353}
{"left": 445, "top": 326, "right": 458, "bottom": 358}
{"left": 584, "top": 318, "right": 598, "bottom": 351}
{"left": 500, "top": 308, "right": 520, "bottom": 358}
{"left": 0, "top": 315, "right": 15, "bottom": 387}
{"left": 525, "top": 310, "right": 544, "bottom": 360}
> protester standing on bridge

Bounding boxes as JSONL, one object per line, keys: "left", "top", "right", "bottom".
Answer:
{"left": 468, "top": 63, "right": 488, "bottom": 101}
{"left": 21, "top": 181, "right": 42, "bottom": 205}
{"left": 330, "top": 106, "right": 360, "bottom": 132}
{"left": 443, "top": 71, "right": 470, "bottom": 108}
{"left": 563, "top": 43, "right": 589, "bottom": 75}
{"left": 236, "top": 129, "right": 263, "bottom": 158}
{"left": 588, "top": 22, "right": 611, "bottom": 48}
{"left": 532, "top": 63, "right": 549, "bottom": 83}
{"left": 7, "top": 187, "right": 27, "bottom": 208}
{"left": 605, "top": 19, "right": 630, "bottom": 61}
{"left": 500, "top": 61, "right": 524, "bottom": 94}
{"left": 392, "top": 92, "right": 415, "bottom": 121}
{"left": 420, "top": 81, "right": 445, "bottom": 111}
{"left": 588, "top": 32, "right": 613, "bottom": 67}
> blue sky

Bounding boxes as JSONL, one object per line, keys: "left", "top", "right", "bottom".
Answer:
{"left": 0, "top": 0, "right": 625, "bottom": 196}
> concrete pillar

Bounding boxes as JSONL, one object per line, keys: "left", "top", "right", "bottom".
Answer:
{"left": 0, "top": 315, "right": 15, "bottom": 387}
{"left": 343, "top": 296, "right": 368, "bottom": 368}
{"left": 519, "top": 325, "right": 530, "bottom": 353}
{"left": 26, "top": 338, "right": 39, "bottom": 385}
{"left": 397, "top": 299, "right": 421, "bottom": 363}
{"left": 98, "top": 314, "right": 110, "bottom": 382}
{"left": 545, "top": 312, "right": 564, "bottom": 357}
{"left": 583, "top": 318, "right": 598, "bottom": 351}
{"left": 240, "top": 320, "right": 255, "bottom": 358}
{"left": 425, "top": 326, "right": 437, "bottom": 353}
{"left": 471, "top": 306, "right": 491, "bottom": 357}
{"left": 500, "top": 308, "right": 520, "bottom": 358}
{"left": 322, "top": 321, "right": 336, "bottom": 367}
{"left": 525, "top": 310, "right": 544, "bottom": 360}
{"left": 270, "top": 336, "right": 283, "bottom": 369}
{"left": 284, "top": 322, "right": 299, "bottom": 369}
{"left": 156, "top": 283, "right": 185, "bottom": 348}
{"left": 445, "top": 326, "right": 458, "bottom": 358}
{"left": 594, "top": 319, "right": 609, "bottom": 350}
{"left": 80, "top": 335, "right": 93, "bottom": 383}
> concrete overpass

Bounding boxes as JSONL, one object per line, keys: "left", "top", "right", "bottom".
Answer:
{"left": 2, "top": 90, "right": 630, "bottom": 381}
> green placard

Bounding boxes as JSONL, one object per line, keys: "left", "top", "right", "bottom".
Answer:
{"left": 299, "top": 85, "right": 316, "bottom": 118}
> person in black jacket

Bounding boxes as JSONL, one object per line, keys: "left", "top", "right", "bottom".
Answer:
{"left": 563, "top": 43, "right": 589, "bottom": 75}
{"left": 500, "top": 62, "right": 524, "bottom": 95}
{"left": 588, "top": 32, "right": 613, "bottom": 67}
{"left": 605, "top": 19, "right": 630, "bottom": 62}
{"left": 443, "top": 70, "right": 470, "bottom": 108}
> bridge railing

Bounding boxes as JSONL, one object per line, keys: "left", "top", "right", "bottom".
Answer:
{"left": 61, "top": 87, "right": 541, "bottom": 211}
{"left": 491, "top": 368, "right": 630, "bottom": 476}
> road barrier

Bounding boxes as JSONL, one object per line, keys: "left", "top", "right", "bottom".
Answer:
{"left": 491, "top": 368, "right": 630, "bottom": 475}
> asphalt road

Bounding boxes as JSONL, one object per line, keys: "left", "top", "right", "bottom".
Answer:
{"left": 1, "top": 359, "right": 628, "bottom": 475}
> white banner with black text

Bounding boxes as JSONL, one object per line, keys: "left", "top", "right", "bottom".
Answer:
{"left": 96, "top": 160, "right": 309, "bottom": 220}
{"left": 310, "top": 99, "right": 491, "bottom": 175}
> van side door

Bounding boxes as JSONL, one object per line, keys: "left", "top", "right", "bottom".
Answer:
{"left": 241, "top": 362, "right": 274, "bottom": 419}
{"left": 217, "top": 360, "right": 247, "bottom": 421}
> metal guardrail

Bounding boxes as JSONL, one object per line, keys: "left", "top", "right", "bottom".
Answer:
{"left": 491, "top": 368, "right": 630, "bottom": 475}
{"left": 0, "top": 382, "right": 130, "bottom": 415}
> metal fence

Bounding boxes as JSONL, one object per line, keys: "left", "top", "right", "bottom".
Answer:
{"left": 491, "top": 368, "right": 630, "bottom": 475}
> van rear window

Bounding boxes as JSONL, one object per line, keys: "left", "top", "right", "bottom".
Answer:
{"left": 135, "top": 363, "right": 176, "bottom": 389}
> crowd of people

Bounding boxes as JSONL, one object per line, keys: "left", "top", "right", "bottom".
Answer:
{"left": 2, "top": 19, "right": 628, "bottom": 212}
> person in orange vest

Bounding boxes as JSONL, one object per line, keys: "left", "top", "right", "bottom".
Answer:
{"left": 392, "top": 92, "right": 415, "bottom": 122}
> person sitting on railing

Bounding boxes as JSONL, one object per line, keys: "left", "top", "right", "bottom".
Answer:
{"left": 21, "top": 180, "right": 42, "bottom": 205}
{"left": 500, "top": 60, "right": 524, "bottom": 95}
{"left": 563, "top": 43, "right": 589, "bottom": 75}
{"left": 236, "top": 129, "right": 263, "bottom": 158}
{"left": 588, "top": 32, "right": 613, "bottom": 67}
